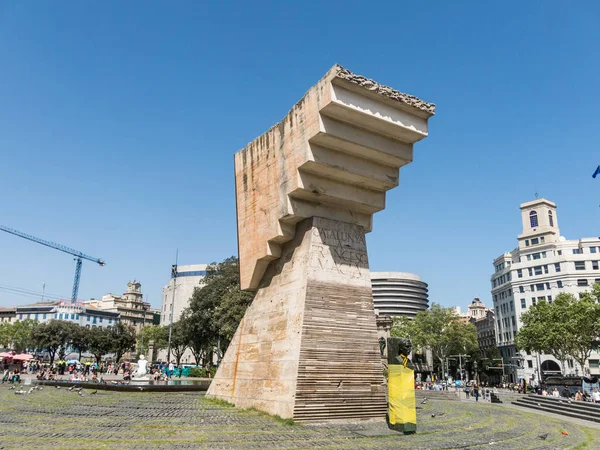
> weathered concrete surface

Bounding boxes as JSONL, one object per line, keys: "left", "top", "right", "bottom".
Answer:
{"left": 235, "top": 65, "right": 435, "bottom": 291}
{"left": 208, "top": 217, "right": 386, "bottom": 421}
{"left": 210, "top": 66, "right": 435, "bottom": 422}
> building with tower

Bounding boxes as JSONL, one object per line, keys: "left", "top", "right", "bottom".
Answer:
{"left": 491, "top": 198, "right": 600, "bottom": 383}
{"left": 84, "top": 280, "right": 156, "bottom": 332}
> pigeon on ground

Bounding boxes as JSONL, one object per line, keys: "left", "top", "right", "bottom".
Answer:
{"left": 431, "top": 414, "right": 436, "bottom": 418}
{"left": 9, "top": 385, "right": 15, "bottom": 390}
{"left": 421, "top": 398, "right": 428, "bottom": 404}
{"left": 90, "top": 390, "right": 97, "bottom": 395}
{"left": 538, "top": 433, "right": 548, "bottom": 440}
{"left": 68, "top": 386, "right": 74, "bottom": 391}
{"left": 56, "top": 386, "right": 60, "bottom": 389}
{"left": 78, "top": 391, "right": 83, "bottom": 396}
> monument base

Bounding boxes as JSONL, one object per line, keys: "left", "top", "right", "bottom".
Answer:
{"left": 207, "top": 217, "right": 386, "bottom": 422}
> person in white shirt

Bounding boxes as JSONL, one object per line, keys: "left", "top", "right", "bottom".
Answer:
{"left": 168, "top": 362, "right": 175, "bottom": 379}
{"left": 592, "top": 388, "right": 600, "bottom": 403}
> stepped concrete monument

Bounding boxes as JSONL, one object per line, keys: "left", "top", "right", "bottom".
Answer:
{"left": 207, "top": 65, "right": 435, "bottom": 422}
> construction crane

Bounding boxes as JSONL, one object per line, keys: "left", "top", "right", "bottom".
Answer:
{"left": 0, "top": 225, "right": 105, "bottom": 303}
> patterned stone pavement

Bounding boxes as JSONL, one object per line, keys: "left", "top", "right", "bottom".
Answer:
{"left": 1, "top": 384, "right": 599, "bottom": 449}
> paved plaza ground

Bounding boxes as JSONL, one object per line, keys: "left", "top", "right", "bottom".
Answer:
{"left": 1, "top": 384, "right": 599, "bottom": 449}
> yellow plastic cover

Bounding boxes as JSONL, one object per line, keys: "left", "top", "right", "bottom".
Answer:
{"left": 388, "top": 365, "right": 417, "bottom": 428}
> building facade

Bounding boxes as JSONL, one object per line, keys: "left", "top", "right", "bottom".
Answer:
{"left": 491, "top": 198, "right": 600, "bottom": 382}
{"left": 0, "top": 307, "right": 16, "bottom": 323}
{"left": 370, "top": 272, "right": 429, "bottom": 319}
{"left": 84, "top": 281, "right": 156, "bottom": 332}
{"left": 160, "top": 264, "right": 208, "bottom": 327}
{"left": 14, "top": 301, "right": 119, "bottom": 328}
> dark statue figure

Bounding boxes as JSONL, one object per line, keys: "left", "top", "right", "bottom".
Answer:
{"left": 387, "top": 337, "right": 413, "bottom": 369}
{"left": 379, "top": 337, "right": 386, "bottom": 356}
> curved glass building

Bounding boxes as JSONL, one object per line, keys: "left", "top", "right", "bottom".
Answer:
{"left": 370, "top": 272, "right": 429, "bottom": 318}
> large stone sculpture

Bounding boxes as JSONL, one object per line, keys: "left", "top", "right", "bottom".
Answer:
{"left": 207, "top": 65, "right": 435, "bottom": 422}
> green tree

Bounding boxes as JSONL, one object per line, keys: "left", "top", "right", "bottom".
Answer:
{"left": 168, "top": 321, "right": 188, "bottom": 366}
{"left": 0, "top": 322, "right": 13, "bottom": 349}
{"left": 187, "top": 256, "right": 255, "bottom": 352}
{"left": 31, "top": 320, "right": 71, "bottom": 365}
{"left": 88, "top": 327, "right": 113, "bottom": 364}
{"left": 517, "top": 296, "right": 573, "bottom": 372}
{"left": 69, "top": 324, "right": 90, "bottom": 361}
{"left": 11, "top": 319, "right": 38, "bottom": 353}
{"left": 391, "top": 304, "right": 478, "bottom": 378}
{"left": 109, "top": 322, "right": 137, "bottom": 363}
{"left": 136, "top": 325, "right": 168, "bottom": 360}
{"left": 180, "top": 309, "right": 213, "bottom": 366}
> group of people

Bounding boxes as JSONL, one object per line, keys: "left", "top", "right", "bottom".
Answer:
{"left": 538, "top": 386, "right": 600, "bottom": 403}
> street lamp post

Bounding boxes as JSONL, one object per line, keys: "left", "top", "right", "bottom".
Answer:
{"left": 166, "top": 251, "right": 178, "bottom": 364}
{"left": 140, "top": 301, "right": 148, "bottom": 355}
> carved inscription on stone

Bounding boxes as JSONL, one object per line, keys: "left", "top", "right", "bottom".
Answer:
{"left": 310, "top": 225, "right": 368, "bottom": 277}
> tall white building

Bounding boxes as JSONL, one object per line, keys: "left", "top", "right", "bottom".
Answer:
{"left": 160, "top": 264, "right": 208, "bottom": 327}
{"left": 491, "top": 198, "right": 600, "bottom": 382}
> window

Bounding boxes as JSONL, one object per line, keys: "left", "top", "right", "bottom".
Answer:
{"left": 544, "top": 265, "right": 549, "bottom": 274}
{"left": 541, "top": 236, "right": 545, "bottom": 243}
{"left": 532, "top": 298, "right": 537, "bottom": 306}
{"left": 43, "top": 314, "right": 46, "bottom": 320}
{"left": 527, "top": 255, "right": 532, "bottom": 261}
{"left": 76, "top": 315, "right": 79, "bottom": 320}
{"left": 511, "top": 316, "right": 516, "bottom": 326}
{"left": 555, "top": 263, "right": 561, "bottom": 273}
{"left": 534, "top": 266, "right": 542, "bottom": 275}
{"left": 530, "top": 284, "right": 535, "bottom": 291}
{"left": 528, "top": 268, "right": 533, "bottom": 276}
{"left": 530, "top": 211, "right": 538, "bottom": 227}
{"left": 592, "top": 247, "right": 597, "bottom": 254}
{"left": 575, "top": 261, "right": 586, "bottom": 271}
{"left": 99, "top": 317, "right": 103, "bottom": 323}
{"left": 525, "top": 240, "right": 530, "bottom": 247}
{"left": 35, "top": 314, "right": 38, "bottom": 320}
{"left": 527, "top": 360, "right": 533, "bottom": 368}
{"left": 577, "top": 279, "right": 589, "bottom": 287}
{"left": 519, "top": 286, "right": 525, "bottom": 293}
{"left": 568, "top": 359, "right": 574, "bottom": 369}
{"left": 593, "top": 261, "right": 599, "bottom": 270}
{"left": 87, "top": 316, "right": 90, "bottom": 322}
{"left": 558, "top": 250, "right": 562, "bottom": 255}
{"left": 590, "top": 360, "right": 600, "bottom": 369}
{"left": 517, "top": 269, "right": 523, "bottom": 278}
{"left": 549, "top": 211, "right": 554, "bottom": 227}
{"left": 548, "top": 295, "right": 552, "bottom": 303}
{"left": 558, "top": 281, "right": 563, "bottom": 288}
{"left": 596, "top": 279, "right": 600, "bottom": 284}
{"left": 71, "top": 314, "right": 75, "bottom": 320}
{"left": 533, "top": 253, "right": 541, "bottom": 260}
{"left": 54, "top": 314, "right": 57, "bottom": 319}
{"left": 109, "top": 318, "right": 112, "bottom": 324}
{"left": 531, "top": 238, "right": 539, "bottom": 245}
{"left": 510, "top": 300, "right": 514, "bottom": 311}
{"left": 536, "top": 283, "right": 545, "bottom": 291}
{"left": 573, "top": 249, "right": 582, "bottom": 255}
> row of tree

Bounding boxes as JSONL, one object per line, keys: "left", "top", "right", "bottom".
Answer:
{"left": 136, "top": 256, "right": 255, "bottom": 366}
{"left": 392, "top": 304, "right": 494, "bottom": 380}
{"left": 516, "top": 285, "right": 600, "bottom": 375}
{"left": 0, "top": 319, "right": 137, "bottom": 365}
{"left": 0, "top": 257, "right": 253, "bottom": 367}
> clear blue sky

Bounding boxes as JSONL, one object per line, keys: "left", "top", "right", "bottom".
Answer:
{"left": 1, "top": 1, "right": 599, "bottom": 310}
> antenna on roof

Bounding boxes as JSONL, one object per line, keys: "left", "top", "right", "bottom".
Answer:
{"left": 534, "top": 185, "right": 539, "bottom": 199}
